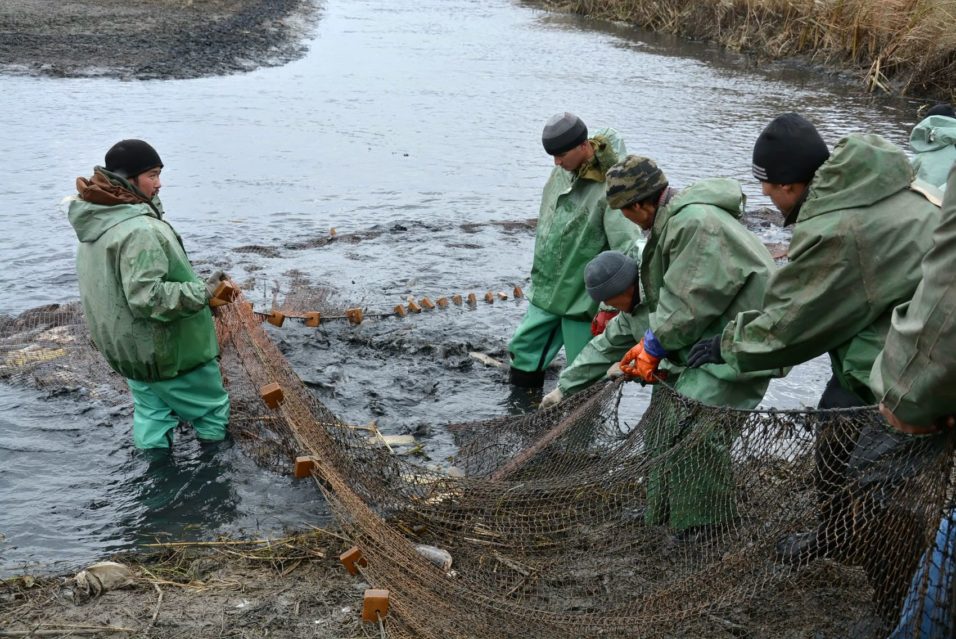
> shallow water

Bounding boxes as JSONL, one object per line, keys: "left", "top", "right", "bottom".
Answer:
{"left": 0, "top": 0, "right": 924, "bottom": 575}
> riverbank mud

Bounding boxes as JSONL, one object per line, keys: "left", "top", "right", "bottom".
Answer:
{"left": 0, "top": 532, "right": 372, "bottom": 639}
{"left": 0, "top": 530, "right": 884, "bottom": 639}
{"left": 0, "top": 0, "right": 317, "bottom": 79}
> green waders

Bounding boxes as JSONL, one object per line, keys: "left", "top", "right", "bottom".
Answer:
{"left": 126, "top": 359, "right": 230, "bottom": 449}
{"left": 644, "top": 388, "right": 739, "bottom": 531}
{"left": 508, "top": 303, "right": 594, "bottom": 387}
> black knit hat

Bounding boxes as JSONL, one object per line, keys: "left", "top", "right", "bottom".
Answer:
{"left": 752, "top": 113, "right": 829, "bottom": 184}
{"left": 542, "top": 113, "right": 588, "bottom": 155}
{"left": 104, "top": 139, "right": 164, "bottom": 179}
{"left": 926, "top": 103, "right": 956, "bottom": 118}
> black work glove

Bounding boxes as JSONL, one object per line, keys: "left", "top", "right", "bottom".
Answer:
{"left": 686, "top": 335, "right": 725, "bottom": 368}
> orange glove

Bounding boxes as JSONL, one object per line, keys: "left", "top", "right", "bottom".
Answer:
{"left": 619, "top": 339, "right": 663, "bottom": 383}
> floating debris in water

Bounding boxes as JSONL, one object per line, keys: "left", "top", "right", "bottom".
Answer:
{"left": 468, "top": 352, "right": 503, "bottom": 368}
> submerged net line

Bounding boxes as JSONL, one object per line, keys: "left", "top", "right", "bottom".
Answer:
{"left": 2, "top": 297, "right": 954, "bottom": 637}
{"left": 260, "top": 286, "right": 527, "bottom": 326}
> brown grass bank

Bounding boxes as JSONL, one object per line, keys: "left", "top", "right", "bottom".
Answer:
{"left": 533, "top": 0, "right": 956, "bottom": 100}
{"left": 0, "top": 532, "right": 373, "bottom": 639}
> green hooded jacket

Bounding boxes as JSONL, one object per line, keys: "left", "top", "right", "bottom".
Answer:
{"left": 721, "top": 134, "right": 941, "bottom": 403}
{"left": 910, "top": 114, "right": 956, "bottom": 190}
{"left": 67, "top": 168, "right": 218, "bottom": 382}
{"left": 870, "top": 165, "right": 956, "bottom": 424}
{"left": 530, "top": 128, "right": 644, "bottom": 320}
{"left": 560, "top": 178, "right": 777, "bottom": 408}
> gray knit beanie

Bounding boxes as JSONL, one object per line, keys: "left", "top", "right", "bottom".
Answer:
{"left": 542, "top": 113, "right": 588, "bottom": 155}
{"left": 584, "top": 251, "right": 638, "bottom": 302}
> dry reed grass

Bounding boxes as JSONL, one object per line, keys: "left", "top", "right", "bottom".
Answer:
{"left": 538, "top": 0, "right": 956, "bottom": 99}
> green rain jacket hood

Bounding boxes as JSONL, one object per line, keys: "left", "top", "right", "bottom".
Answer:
{"left": 559, "top": 178, "right": 777, "bottom": 408}
{"left": 530, "top": 128, "right": 644, "bottom": 320}
{"left": 910, "top": 114, "right": 956, "bottom": 189}
{"left": 68, "top": 168, "right": 218, "bottom": 382}
{"left": 722, "top": 134, "right": 940, "bottom": 402}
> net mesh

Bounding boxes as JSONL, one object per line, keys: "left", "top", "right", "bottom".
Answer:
{"left": 0, "top": 302, "right": 128, "bottom": 405}
{"left": 1, "top": 294, "right": 953, "bottom": 638}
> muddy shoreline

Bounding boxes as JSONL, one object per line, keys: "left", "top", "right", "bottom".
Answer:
{"left": 0, "top": 532, "right": 370, "bottom": 639}
{"left": 0, "top": 0, "right": 318, "bottom": 80}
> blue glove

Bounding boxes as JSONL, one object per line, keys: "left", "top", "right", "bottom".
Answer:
{"left": 642, "top": 329, "right": 667, "bottom": 359}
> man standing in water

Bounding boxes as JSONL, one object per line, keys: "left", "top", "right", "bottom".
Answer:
{"left": 508, "top": 113, "right": 642, "bottom": 388}
{"left": 686, "top": 114, "right": 941, "bottom": 565}
{"left": 68, "top": 139, "right": 235, "bottom": 450}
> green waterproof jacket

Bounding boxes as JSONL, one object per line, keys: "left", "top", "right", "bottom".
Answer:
{"left": 530, "top": 128, "right": 644, "bottom": 320}
{"left": 68, "top": 168, "right": 217, "bottom": 382}
{"left": 870, "top": 165, "right": 956, "bottom": 424}
{"left": 721, "top": 134, "right": 941, "bottom": 403}
{"left": 910, "top": 115, "right": 956, "bottom": 190}
{"left": 560, "top": 178, "right": 777, "bottom": 408}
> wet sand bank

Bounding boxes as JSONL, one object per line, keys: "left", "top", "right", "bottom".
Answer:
{"left": 0, "top": 0, "right": 317, "bottom": 79}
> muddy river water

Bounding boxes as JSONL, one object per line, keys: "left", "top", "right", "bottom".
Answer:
{"left": 0, "top": 0, "right": 926, "bottom": 575}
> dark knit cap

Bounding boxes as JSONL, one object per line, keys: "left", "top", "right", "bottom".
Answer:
{"left": 752, "top": 113, "right": 829, "bottom": 184}
{"left": 542, "top": 113, "right": 588, "bottom": 155}
{"left": 926, "top": 103, "right": 956, "bottom": 118}
{"left": 584, "top": 251, "right": 638, "bottom": 302}
{"left": 105, "top": 139, "right": 164, "bottom": 179}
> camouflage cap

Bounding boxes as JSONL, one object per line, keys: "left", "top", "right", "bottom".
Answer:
{"left": 605, "top": 155, "right": 668, "bottom": 210}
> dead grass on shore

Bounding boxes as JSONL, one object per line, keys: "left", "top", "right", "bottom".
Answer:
{"left": 539, "top": 0, "right": 956, "bottom": 99}
{"left": 0, "top": 530, "right": 376, "bottom": 639}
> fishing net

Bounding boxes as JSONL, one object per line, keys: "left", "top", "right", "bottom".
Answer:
{"left": 0, "top": 302, "right": 128, "bottom": 404}
{"left": 1, "top": 294, "right": 953, "bottom": 638}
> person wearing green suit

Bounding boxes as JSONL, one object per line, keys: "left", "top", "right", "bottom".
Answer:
{"left": 687, "top": 114, "right": 941, "bottom": 565}
{"left": 874, "top": 164, "right": 956, "bottom": 639}
{"left": 544, "top": 155, "right": 777, "bottom": 533}
{"left": 68, "top": 140, "right": 233, "bottom": 450}
{"left": 508, "top": 113, "right": 643, "bottom": 388}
